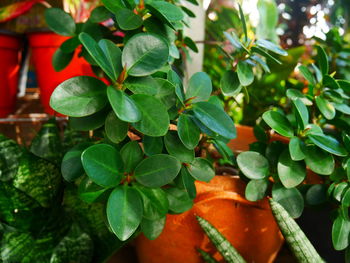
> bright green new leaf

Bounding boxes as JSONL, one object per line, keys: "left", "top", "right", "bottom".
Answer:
{"left": 237, "top": 151, "right": 269, "bottom": 180}
{"left": 245, "top": 179, "right": 269, "bottom": 201}
{"left": 177, "top": 114, "right": 200, "bottom": 150}
{"left": 186, "top": 72, "right": 212, "bottom": 103}
{"left": 308, "top": 134, "right": 347, "bottom": 157}
{"left": 187, "top": 158, "right": 215, "bottom": 182}
{"left": 304, "top": 146, "right": 334, "bottom": 175}
{"left": 262, "top": 110, "right": 294, "bottom": 137}
{"left": 220, "top": 70, "right": 242, "bottom": 97}
{"left": 164, "top": 131, "right": 195, "bottom": 163}
{"left": 115, "top": 8, "right": 143, "bottom": 30}
{"left": 316, "top": 45, "right": 328, "bottom": 76}
{"left": 237, "top": 61, "right": 254, "bottom": 86}
{"left": 289, "top": 137, "right": 305, "bottom": 161}
{"left": 45, "top": 8, "right": 76, "bottom": 36}
{"left": 104, "top": 111, "right": 128, "bottom": 143}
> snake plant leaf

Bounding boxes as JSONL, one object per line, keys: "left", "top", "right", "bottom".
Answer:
{"left": 131, "top": 94, "right": 170, "bottom": 137}
{"left": 332, "top": 215, "right": 350, "bottom": 251}
{"left": 292, "top": 98, "right": 309, "bottom": 130}
{"left": 134, "top": 185, "right": 169, "bottom": 220}
{"left": 104, "top": 111, "right": 128, "bottom": 144}
{"left": 135, "top": 154, "right": 181, "bottom": 187}
{"left": 177, "top": 114, "right": 200, "bottom": 150}
{"left": 107, "top": 186, "right": 143, "bottom": 241}
{"left": 237, "top": 151, "right": 269, "bottom": 180}
{"left": 262, "top": 110, "right": 294, "bottom": 137}
{"left": 256, "top": 39, "right": 288, "bottom": 56}
{"left": 164, "top": 131, "right": 195, "bottom": 163}
{"left": 197, "top": 216, "right": 247, "bottom": 263}
{"left": 289, "top": 137, "right": 306, "bottom": 161}
{"left": 52, "top": 48, "right": 74, "bottom": 72}
{"left": 107, "top": 87, "right": 141, "bottom": 122}
{"left": 315, "top": 96, "right": 336, "bottom": 120}
{"left": 220, "top": 70, "right": 242, "bottom": 97}
{"left": 70, "top": 108, "right": 107, "bottom": 131}
{"left": 50, "top": 76, "right": 107, "bottom": 117}
{"left": 122, "top": 33, "right": 169, "bottom": 76}
{"left": 186, "top": 158, "right": 215, "bottom": 182}
{"left": 192, "top": 102, "right": 236, "bottom": 139}
{"left": 115, "top": 8, "right": 143, "bottom": 30}
{"left": 165, "top": 187, "right": 193, "bottom": 213}
{"left": 45, "top": 8, "right": 76, "bottom": 36}
{"left": 298, "top": 65, "right": 316, "bottom": 86}
{"left": 278, "top": 149, "right": 306, "bottom": 188}
{"left": 78, "top": 176, "right": 109, "bottom": 203}
{"left": 0, "top": 135, "right": 23, "bottom": 182}
{"left": 185, "top": 72, "right": 212, "bottom": 103}
{"left": 198, "top": 249, "right": 219, "bottom": 263}
{"left": 81, "top": 144, "right": 123, "bottom": 188}
{"left": 308, "top": 134, "right": 347, "bottom": 157}
{"left": 120, "top": 141, "right": 144, "bottom": 173}
{"left": 237, "top": 61, "right": 254, "bottom": 86}
{"left": 245, "top": 179, "right": 269, "bottom": 201}
{"left": 141, "top": 217, "right": 166, "bottom": 240}
{"left": 61, "top": 142, "right": 92, "bottom": 182}
{"left": 304, "top": 146, "right": 335, "bottom": 175}
{"left": 143, "top": 136, "right": 164, "bottom": 156}
{"left": 269, "top": 199, "right": 324, "bottom": 262}
{"left": 146, "top": 1, "right": 184, "bottom": 29}
{"left": 272, "top": 184, "right": 304, "bottom": 218}
{"left": 316, "top": 45, "right": 328, "bottom": 76}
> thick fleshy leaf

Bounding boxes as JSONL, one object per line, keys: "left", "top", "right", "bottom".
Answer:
{"left": 245, "top": 179, "right": 269, "bottom": 201}
{"left": 120, "top": 141, "right": 144, "bottom": 172}
{"left": 186, "top": 158, "right": 215, "bottom": 182}
{"left": 81, "top": 144, "right": 123, "bottom": 187}
{"left": 316, "top": 45, "right": 328, "bottom": 76}
{"left": 289, "top": 137, "right": 305, "bottom": 161}
{"left": 141, "top": 217, "right": 166, "bottom": 240}
{"left": 304, "top": 146, "right": 334, "bottom": 175}
{"left": 237, "top": 151, "right": 269, "bottom": 179}
{"left": 146, "top": 1, "right": 184, "bottom": 29}
{"left": 104, "top": 111, "right": 128, "bottom": 143}
{"left": 107, "top": 87, "right": 141, "bottom": 122}
{"left": 107, "top": 186, "right": 143, "bottom": 241}
{"left": 292, "top": 98, "right": 309, "bottom": 130}
{"left": 131, "top": 94, "right": 169, "bottom": 136}
{"left": 192, "top": 102, "right": 236, "bottom": 139}
{"left": 315, "top": 96, "right": 336, "bottom": 120}
{"left": 308, "top": 134, "right": 347, "bottom": 157}
{"left": 277, "top": 149, "right": 306, "bottom": 188}
{"left": 185, "top": 72, "right": 212, "bottom": 103}
{"left": 165, "top": 187, "right": 193, "bottom": 213}
{"left": 50, "top": 76, "right": 107, "bottom": 117}
{"left": 164, "top": 131, "right": 194, "bottom": 163}
{"left": 256, "top": 39, "right": 287, "bottom": 56}
{"left": 332, "top": 216, "right": 350, "bottom": 251}
{"left": 237, "top": 61, "right": 254, "bottom": 86}
{"left": 262, "top": 110, "right": 294, "bottom": 137}
{"left": 220, "top": 70, "right": 241, "bottom": 97}
{"left": 135, "top": 154, "right": 181, "bottom": 187}
{"left": 122, "top": 33, "right": 169, "bottom": 76}
{"left": 272, "top": 184, "right": 304, "bottom": 218}
{"left": 177, "top": 114, "right": 200, "bottom": 150}
{"left": 143, "top": 136, "right": 163, "bottom": 156}
{"left": 115, "top": 8, "right": 143, "bottom": 30}
{"left": 45, "top": 8, "right": 76, "bottom": 36}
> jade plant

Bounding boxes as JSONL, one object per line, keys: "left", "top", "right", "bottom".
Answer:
{"left": 46, "top": 1, "right": 236, "bottom": 242}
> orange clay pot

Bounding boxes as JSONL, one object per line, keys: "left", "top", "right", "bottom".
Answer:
{"left": 136, "top": 176, "right": 284, "bottom": 263}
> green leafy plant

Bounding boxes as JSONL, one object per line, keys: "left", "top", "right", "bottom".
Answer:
{"left": 45, "top": 0, "right": 236, "bottom": 243}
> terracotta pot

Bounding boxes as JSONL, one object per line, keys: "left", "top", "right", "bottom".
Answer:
{"left": 0, "top": 34, "right": 21, "bottom": 117}
{"left": 28, "top": 32, "right": 95, "bottom": 115}
{"left": 136, "top": 176, "right": 284, "bottom": 263}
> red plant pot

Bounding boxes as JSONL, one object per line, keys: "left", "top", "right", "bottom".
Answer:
{"left": 28, "top": 32, "right": 95, "bottom": 115}
{"left": 0, "top": 34, "right": 21, "bottom": 117}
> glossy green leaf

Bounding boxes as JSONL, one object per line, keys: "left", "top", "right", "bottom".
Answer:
{"left": 245, "top": 179, "right": 269, "bottom": 201}
{"left": 52, "top": 49, "right": 73, "bottom": 72}
{"left": 115, "top": 8, "right": 143, "bottom": 30}
{"left": 186, "top": 72, "right": 212, "bottom": 103}
{"left": 104, "top": 111, "right": 128, "bottom": 143}
{"left": 298, "top": 65, "right": 316, "bottom": 86}
{"left": 135, "top": 154, "right": 181, "bottom": 187}
{"left": 177, "top": 114, "right": 200, "bottom": 150}
{"left": 338, "top": 80, "right": 350, "bottom": 94}
{"left": 316, "top": 45, "right": 328, "bottom": 76}
{"left": 141, "top": 217, "right": 166, "bottom": 240}
{"left": 238, "top": 4, "right": 247, "bottom": 42}
{"left": 237, "top": 151, "right": 269, "bottom": 179}
{"left": 70, "top": 108, "right": 107, "bottom": 131}
{"left": 342, "top": 188, "right": 350, "bottom": 207}
{"left": 304, "top": 146, "right": 334, "bottom": 175}
{"left": 184, "top": 37, "right": 198, "bottom": 52}
{"left": 78, "top": 176, "right": 109, "bottom": 203}
{"left": 45, "top": 8, "right": 76, "bottom": 36}
{"left": 332, "top": 216, "right": 350, "bottom": 251}
{"left": 343, "top": 133, "right": 350, "bottom": 152}
{"left": 60, "top": 37, "right": 80, "bottom": 53}
{"left": 81, "top": 144, "right": 123, "bottom": 187}
{"left": 89, "top": 6, "right": 111, "bottom": 23}
{"left": 187, "top": 157, "right": 215, "bottom": 182}
{"left": 164, "top": 131, "right": 194, "bottom": 163}
{"left": 120, "top": 141, "right": 144, "bottom": 173}
{"left": 146, "top": 1, "right": 184, "bottom": 28}
{"left": 262, "top": 110, "right": 294, "bottom": 137}
{"left": 333, "top": 103, "right": 350, "bottom": 115}
{"left": 122, "top": 33, "right": 169, "bottom": 76}
{"left": 272, "top": 184, "right": 304, "bottom": 218}
{"left": 323, "top": 75, "right": 340, "bottom": 89}
{"left": 237, "top": 61, "right": 254, "bottom": 86}
{"left": 220, "top": 70, "right": 242, "bottom": 97}
{"left": 102, "top": 0, "right": 126, "bottom": 13}
{"left": 180, "top": 167, "right": 197, "bottom": 199}
{"left": 289, "top": 137, "right": 305, "bottom": 161}
{"left": 278, "top": 149, "right": 306, "bottom": 188}
{"left": 308, "top": 134, "right": 347, "bottom": 156}
{"left": 316, "top": 96, "right": 336, "bottom": 120}
{"left": 292, "top": 98, "right": 309, "bottom": 130}
{"left": 251, "top": 46, "right": 281, "bottom": 65}
{"left": 192, "top": 102, "right": 236, "bottom": 139}
{"left": 124, "top": 76, "right": 158, "bottom": 95}
{"left": 107, "top": 186, "right": 143, "bottom": 241}
{"left": 256, "top": 39, "right": 288, "bottom": 56}
{"left": 50, "top": 76, "right": 107, "bottom": 117}
{"left": 286, "top": 89, "right": 313, "bottom": 105}
{"left": 332, "top": 182, "right": 347, "bottom": 201}
{"left": 165, "top": 187, "right": 193, "bottom": 213}
{"left": 143, "top": 136, "right": 163, "bottom": 156}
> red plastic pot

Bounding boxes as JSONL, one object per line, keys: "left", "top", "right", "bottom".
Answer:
{"left": 28, "top": 32, "right": 95, "bottom": 115}
{"left": 0, "top": 34, "right": 21, "bottom": 117}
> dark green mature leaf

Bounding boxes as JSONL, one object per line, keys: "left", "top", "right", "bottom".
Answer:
{"left": 60, "top": 36, "right": 80, "bottom": 53}
{"left": 120, "top": 141, "right": 143, "bottom": 173}
{"left": 333, "top": 103, "right": 350, "bottom": 115}
{"left": 277, "top": 149, "right": 306, "bottom": 188}
{"left": 105, "top": 111, "right": 128, "bottom": 143}
{"left": 135, "top": 154, "right": 181, "bottom": 187}
{"left": 143, "top": 136, "right": 163, "bottom": 156}
{"left": 131, "top": 94, "right": 169, "bottom": 136}
{"left": 305, "top": 184, "right": 327, "bottom": 205}
{"left": 237, "top": 61, "right": 254, "bottom": 86}
{"left": 184, "top": 37, "right": 198, "bottom": 52}
{"left": 245, "top": 179, "right": 269, "bottom": 201}
{"left": 186, "top": 72, "right": 212, "bottom": 103}
{"left": 304, "top": 146, "right": 334, "bottom": 175}
{"left": 343, "top": 133, "right": 350, "bottom": 152}
{"left": 165, "top": 187, "right": 193, "bottom": 213}
{"left": 164, "top": 131, "right": 194, "bottom": 163}
{"left": 107, "top": 87, "right": 141, "bottom": 122}
{"left": 256, "top": 39, "right": 288, "bottom": 56}
{"left": 61, "top": 142, "right": 92, "bottom": 182}
{"left": 122, "top": 33, "right": 169, "bottom": 76}
{"left": 52, "top": 49, "right": 74, "bottom": 72}
{"left": 107, "top": 186, "right": 143, "bottom": 241}
{"left": 289, "top": 137, "right": 305, "bottom": 161}
{"left": 81, "top": 144, "right": 123, "bottom": 187}
{"left": 179, "top": 167, "right": 197, "bottom": 199}
{"left": 308, "top": 134, "right": 347, "bottom": 156}
{"left": 338, "top": 80, "right": 350, "bottom": 94}
{"left": 251, "top": 47, "right": 281, "bottom": 65}
{"left": 262, "top": 110, "right": 294, "bottom": 137}
{"left": 298, "top": 65, "right": 316, "bottom": 86}
{"left": 115, "top": 9, "right": 143, "bottom": 30}
{"left": 192, "top": 102, "right": 236, "bottom": 139}
{"left": 141, "top": 217, "right": 166, "bottom": 240}
{"left": 50, "top": 76, "right": 107, "bottom": 117}
{"left": 292, "top": 98, "right": 309, "bottom": 130}
{"left": 323, "top": 75, "right": 340, "bottom": 89}
{"left": 89, "top": 6, "right": 112, "bottom": 23}
{"left": 237, "top": 151, "right": 269, "bottom": 179}
{"left": 146, "top": 1, "right": 184, "bottom": 29}
{"left": 78, "top": 176, "right": 109, "bottom": 203}
{"left": 102, "top": 0, "right": 126, "bottom": 13}
{"left": 220, "top": 70, "right": 241, "bottom": 97}
{"left": 272, "top": 184, "right": 304, "bottom": 218}
{"left": 70, "top": 108, "right": 107, "bottom": 131}
{"left": 332, "top": 215, "right": 350, "bottom": 251}
{"left": 124, "top": 76, "right": 159, "bottom": 95}
{"left": 45, "top": 8, "right": 76, "bottom": 36}
{"left": 316, "top": 96, "right": 336, "bottom": 120}
{"left": 186, "top": 158, "right": 215, "bottom": 182}
{"left": 316, "top": 45, "right": 328, "bottom": 76}
{"left": 177, "top": 114, "right": 200, "bottom": 150}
